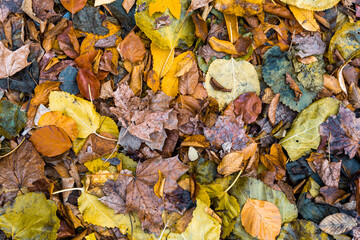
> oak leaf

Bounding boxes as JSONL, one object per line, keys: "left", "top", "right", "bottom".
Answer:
{"left": 29, "top": 125, "right": 73, "bottom": 157}
{"left": 0, "top": 140, "right": 45, "bottom": 191}
{"left": 0, "top": 42, "right": 31, "bottom": 79}
{"left": 320, "top": 105, "right": 360, "bottom": 159}
{"left": 241, "top": 199, "right": 281, "bottom": 240}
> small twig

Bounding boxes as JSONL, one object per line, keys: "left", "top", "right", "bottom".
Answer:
{"left": 0, "top": 137, "right": 25, "bottom": 159}
{"left": 52, "top": 187, "right": 84, "bottom": 195}
{"left": 225, "top": 170, "right": 243, "bottom": 193}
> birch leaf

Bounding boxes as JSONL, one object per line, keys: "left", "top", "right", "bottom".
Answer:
{"left": 204, "top": 58, "right": 260, "bottom": 109}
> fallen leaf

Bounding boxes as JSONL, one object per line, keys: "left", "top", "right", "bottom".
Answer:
{"left": 192, "top": 13, "right": 208, "bottom": 42}
{"left": 181, "top": 135, "right": 210, "bottom": 148}
{"left": 320, "top": 105, "right": 360, "bottom": 159}
{"left": 0, "top": 192, "right": 60, "bottom": 240}
{"left": 349, "top": 82, "right": 360, "bottom": 108}
{"left": 0, "top": 101, "right": 26, "bottom": 139}
{"left": 49, "top": 91, "right": 101, "bottom": 139}
{"left": 293, "top": 33, "right": 326, "bottom": 58}
{"left": 148, "top": 0, "right": 181, "bottom": 19}
{"left": 151, "top": 42, "right": 174, "bottom": 78}
{"left": 0, "top": 140, "right": 45, "bottom": 191}
{"left": 213, "top": 0, "right": 263, "bottom": 16}
{"left": 233, "top": 92, "right": 262, "bottom": 124}
{"left": 205, "top": 58, "right": 260, "bottom": 109}
{"left": 122, "top": 0, "right": 136, "bottom": 13}
{"left": 209, "top": 37, "right": 238, "bottom": 54}
{"left": 279, "top": 0, "right": 340, "bottom": 11}
{"left": 285, "top": 73, "right": 302, "bottom": 101}
{"left": 118, "top": 31, "right": 146, "bottom": 63}
{"left": 94, "top": 0, "right": 116, "bottom": 6}
{"left": 29, "top": 125, "right": 73, "bottom": 157}
{"left": 289, "top": 6, "right": 320, "bottom": 32}
{"left": 0, "top": 0, "right": 23, "bottom": 22}
{"left": 57, "top": 21, "right": 80, "bottom": 59}
{"left": 154, "top": 170, "right": 166, "bottom": 198}
{"left": 38, "top": 111, "right": 79, "bottom": 141}
{"left": 241, "top": 199, "right": 281, "bottom": 240}
{"left": 280, "top": 97, "right": 339, "bottom": 161}
{"left": 268, "top": 93, "right": 279, "bottom": 126}
{"left": 261, "top": 143, "right": 287, "bottom": 180}
{"left": 307, "top": 153, "right": 341, "bottom": 188}
{"left": 277, "top": 219, "right": 329, "bottom": 239}
{"left": 0, "top": 42, "right": 30, "bottom": 78}
{"left": 319, "top": 213, "right": 357, "bottom": 235}
{"left": 73, "top": 7, "right": 109, "bottom": 35}
{"left": 217, "top": 151, "right": 244, "bottom": 175}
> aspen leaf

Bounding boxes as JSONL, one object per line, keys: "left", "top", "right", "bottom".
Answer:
{"left": 60, "top": 0, "right": 87, "bottom": 14}
{"left": 205, "top": 58, "right": 260, "bottom": 109}
{"left": 29, "top": 125, "right": 73, "bottom": 157}
{"left": 38, "top": 111, "right": 79, "bottom": 141}
{"left": 149, "top": 0, "right": 181, "bottom": 19}
{"left": 241, "top": 199, "right": 281, "bottom": 240}
{"left": 279, "top": 0, "right": 340, "bottom": 11}
{"left": 49, "top": 91, "right": 101, "bottom": 139}
{"left": 280, "top": 97, "right": 340, "bottom": 161}
{"left": 0, "top": 192, "right": 60, "bottom": 240}
{"left": 319, "top": 213, "right": 357, "bottom": 235}
{"left": 289, "top": 6, "right": 319, "bottom": 32}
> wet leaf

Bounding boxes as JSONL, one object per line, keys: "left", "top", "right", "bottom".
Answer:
{"left": 0, "top": 140, "right": 45, "bottom": 191}
{"left": 277, "top": 219, "right": 329, "bottom": 240}
{"left": 29, "top": 125, "right": 73, "bottom": 157}
{"left": 73, "top": 7, "right": 109, "bottom": 35}
{"left": 49, "top": 91, "right": 101, "bottom": 139}
{"left": 0, "top": 192, "right": 60, "bottom": 240}
{"left": 280, "top": 97, "right": 339, "bottom": 161}
{"left": 0, "top": 101, "right": 26, "bottom": 139}
{"left": 319, "top": 213, "right": 357, "bottom": 235}
{"left": 205, "top": 58, "right": 260, "bottom": 109}
{"left": 241, "top": 199, "right": 282, "bottom": 240}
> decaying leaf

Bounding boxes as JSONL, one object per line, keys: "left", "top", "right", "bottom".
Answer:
{"left": 319, "top": 213, "right": 357, "bottom": 235}
{"left": 280, "top": 97, "right": 340, "bottom": 161}
{"left": 29, "top": 125, "right": 73, "bottom": 157}
{"left": 285, "top": 74, "right": 302, "bottom": 101}
{"left": 320, "top": 105, "right": 360, "bottom": 159}
{"left": 0, "top": 140, "right": 45, "bottom": 191}
{"left": 293, "top": 33, "right": 326, "bottom": 58}
{"left": 268, "top": 93, "right": 279, "bottom": 126}
{"left": 0, "top": 192, "right": 60, "bottom": 240}
{"left": 0, "top": 101, "right": 26, "bottom": 139}
{"left": 241, "top": 199, "right": 282, "bottom": 240}
{"left": 307, "top": 153, "right": 341, "bottom": 188}
{"left": 277, "top": 219, "right": 329, "bottom": 239}
{"left": 205, "top": 58, "right": 260, "bottom": 109}
{"left": 0, "top": 42, "right": 30, "bottom": 78}
{"left": 233, "top": 92, "right": 262, "bottom": 124}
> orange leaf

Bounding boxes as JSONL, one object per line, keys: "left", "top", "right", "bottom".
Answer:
{"left": 29, "top": 125, "right": 72, "bottom": 157}
{"left": 241, "top": 199, "right": 281, "bottom": 240}
{"left": 60, "top": 0, "right": 87, "bottom": 15}
{"left": 118, "top": 31, "right": 146, "bottom": 64}
{"left": 38, "top": 111, "right": 79, "bottom": 141}
{"left": 209, "top": 36, "right": 238, "bottom": 55}
{"left": 77, "top": 68, "right": 100, "bottom": 100}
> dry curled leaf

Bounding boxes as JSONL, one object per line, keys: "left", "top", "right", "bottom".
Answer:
{"left": 285, "top": 73, "right": 302, "bottom": 101}
{"left": 268, "top": 93, "right": 279, "bottom": 127}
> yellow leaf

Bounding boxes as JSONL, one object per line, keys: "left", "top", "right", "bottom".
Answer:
{"left": 209, "top": 37, "right": 238, "bottom": 54}
{"left": 279, "top": 0, "right": 340, "bottom": 11}
{"left": 241, "top": 199, "right": 281, "bottom": 240}
{"left": 161, "top": 51, "right": 193, "bottom": 97}
{"left": 149, "top": 0, "right": 181, "bottom": 19}
{"left": 0, "top": 192, "right": 60, "bottom": 240}
{"left": 146, "top": 70, "right": 161, "bottom": 93}
{"left": 85, "top": 233, "right": 97, "bottom": 240}
{"left": 154, "top": 170, "right": 166, "bottom": 198}
{"left": 289, "top": 5, "right": 319, "bottom": 32}
{"left": 224, "top": 14, "right": 239, "bottom": 43}
{"left": 205, "top": 58, "right": 260, "bottom": 109}
{"left": 49, "top": 91, "right": 101, "bottom": 139}
{"left": 151, "top": 42, "right": 174, "bottom": 78}
{"left": 99, "top": 116, "right": 120, "bottom": 138}
{"left": 38, "top": 111, "right": 79, "bottom": 141}
{"left": 213, "top": 0, "right": 263, "bottom": 16}
{"left": 84, "top": 158, "right": 111, "bottom": 174}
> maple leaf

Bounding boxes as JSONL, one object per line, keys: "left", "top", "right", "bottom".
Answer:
{"left": 0, "top": 42, "right": 31, "bottom": 79}
{"left": 148, "top": 0, "right": 181, "bottom": 19}
{"left": 0, "top": 140, "right": 45, "bottom": 191}
{"left": 100, "top": 156, "right": 189, "bottom": 234}
{"left": 319, "top": 105, "right": 360, "bottom": 159}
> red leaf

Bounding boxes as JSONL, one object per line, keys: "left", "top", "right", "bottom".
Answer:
{"left": 77, "top": 68, "right": 100, "bottom": 100}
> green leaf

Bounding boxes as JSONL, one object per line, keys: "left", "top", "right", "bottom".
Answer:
{"left": 326, "top": 22, "right": 360, "bottom": 64}
{"left": 202, "top": 183, "right": 240, "bottom": 238}
{"left": 280, "top": 97, "right": 340, "bottom": 161}
{"left": 49, "top": 91, "right": 101, "bottom": 139}
{"left": 277, "top": 219, "right": 330, "bottom": 240}
{"left": 262, "top": 46, "right": 318, "bottom": 112}
{"left": 278, "top": 0, "right": 340, "bottom": 11}
{"left": 0, "top": 100, "right": 26, "bottom": 139}
{"left": 204, "top": 58, "right": 260, "bottom": 109}
{"left": 229, "top": 177, "right": 298, "bottom": 239}
{"left": 135, "top": 0, "right": 195, "bottom": 50}
{"left": 0, "top": 192, "right": 60, "bottom": 240}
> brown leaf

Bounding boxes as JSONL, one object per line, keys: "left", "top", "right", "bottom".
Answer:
{"left": 165, "top": 208, "right": 195, "bottom": 233}
{"left": 0, "top": 140, "right": 45, "bottom": 191}
{"left": 77, "top": 68, "right": 100, "bottom": 101}
{"left": 188, "top": 0, "right": 213, "bottom": 12}
{"left": 75, "top": 50, "right": 101, "bottom": 71}
{"left": 319, "top": 186, "right": 349, "bottom": 205}
{"left": 263, "top": 0, "right": 294, "bottom": 20}
{"left": 217, "top": 151, "right": 244, "bottom": 176}
{"left": 60, "top": 0, "right": 87, "bottom": 14}
{"left": 146, "top": 70, "right": 160, "bottom": 93}
{"left": 285, "top": 73, "right": 302, "bottom": 101}
{"left": 130, "top": 62, "right": 144, "bottom": 95}
{"left": 224, "top": 13, "right": 239, "bottom": 43}
{"left": 32, "top": 0, "right": 61, "bottom": 22}
{"left": 198, "top": 44, "right": 226, "bottom": 64}
{"left": 181, "top": 135, "right": 210, "bottom": 148}
{"left": 122, "top": 0, "right": 136, "bottom": 13}
{"left": 178, "top": 53, "right": 199, "bottom": 95}
{"left": 319, "top": 213, "right": 357, "bottom": 235}
{"left": 0, "top": 42, "right": 30, "bottom": 78}
{"left": 307, "top": 153, "right": 341, "bottom": 188}
{"left": 320, "top": 105, "right": 360, "bottom": 159}
{"left": 77, "top": 132, "right": 117, "bottom": 164}
{"left": 323, "top": 74, "right": 342, "bottom": 95}
{"left": 200, "top": 97, "right": 219, "bottom": 128}
{"left": 233, "top": 92, "right": 262, "bottom": 124}
{"left": 241, "top": 199, "right": 281, "bottom": 240}
{"left": 57, "top": 21, "right": 80, "bottom": 59}
{"left": 268, "top": 93, "right": 279, "bottom": 127}
{"left": 234, "top": 36, "right": 252, "bottom": 56}
{"left": 192, "top": 13, "right": 208, "bottom": 42}
{"left": 210, "top": 77, "right": 232, "bottom": 92}
{"left": 349, "top": 82, "right": 360, "bottom": 108}
{"left": 118, "top": 31, "right": 146, "bottom": 63}
{"left": 29, "top": 125, "right": 73, "bottom": 157}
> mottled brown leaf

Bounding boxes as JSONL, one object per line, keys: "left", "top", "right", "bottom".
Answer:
{"left": 261, "top": 143, "right": 287, "bottom": 180}
{"left": 268, "top": 93, "right": 279, "bottom": 126}
{"left": 0, "top": 140, "right": 45, "bottom": 191}
{"left": 307, "top": 153, "right": 341, "bottom": 188}
{"left": 233, "top": 92, "right": 262, "bottom": 124}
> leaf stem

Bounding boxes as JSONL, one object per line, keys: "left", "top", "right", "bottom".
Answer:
{"left": 225, "top": 170, "right": 243, "bottom": 193}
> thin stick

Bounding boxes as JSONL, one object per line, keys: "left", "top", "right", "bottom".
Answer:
{"left": 225, "top": 170, "right": 243, "bottom": 193}
{"left": 52, "top": 187, "right": 84, "bottom": 195}
{"left": 0, "top": 137, "right": 25, "bottom": 159}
